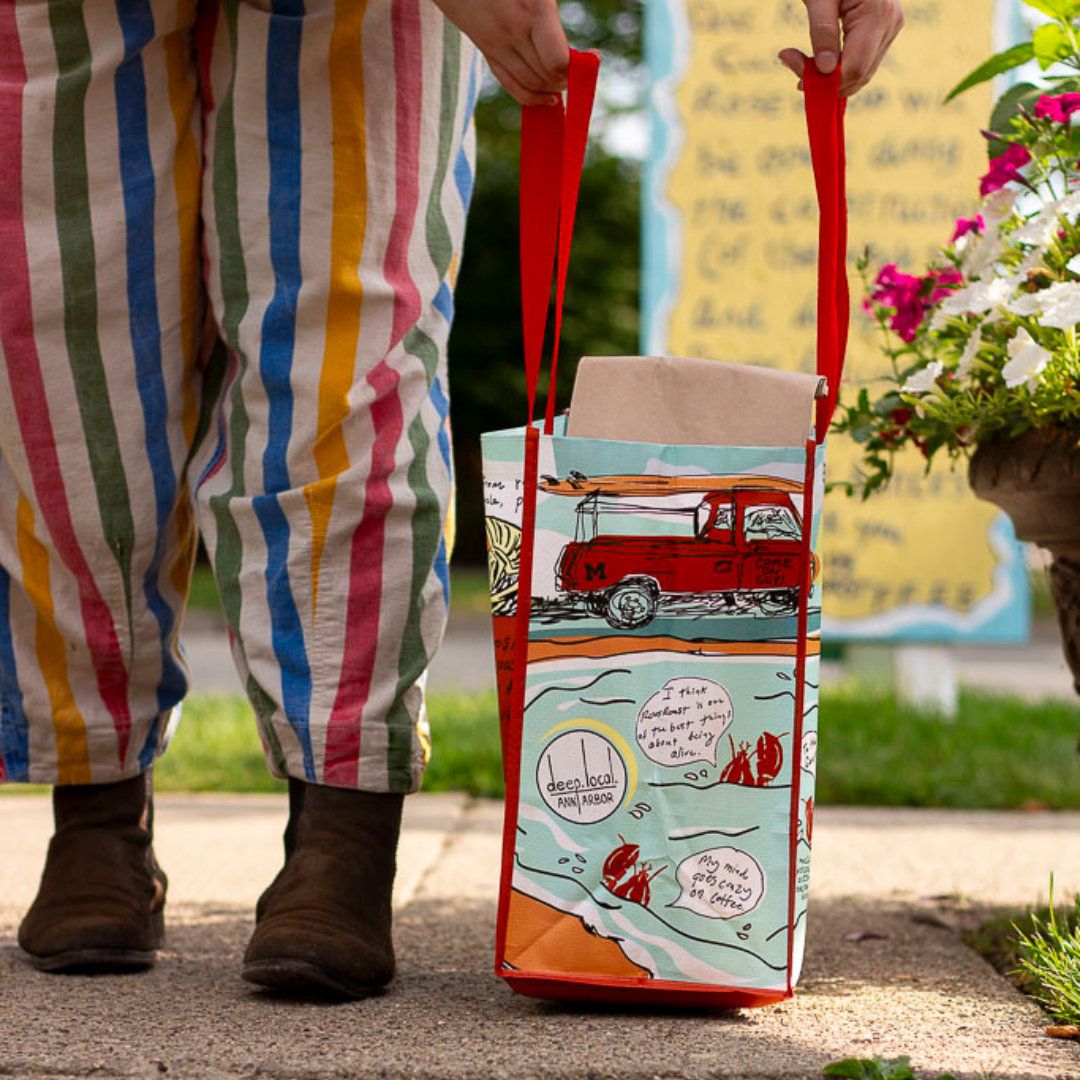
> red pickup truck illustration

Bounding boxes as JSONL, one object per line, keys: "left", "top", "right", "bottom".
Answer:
{"left": 545, "top": 475, "right": 819, "bottom": 630}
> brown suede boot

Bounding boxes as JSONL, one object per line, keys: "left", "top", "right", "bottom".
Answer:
{"left": 242, "top": 778, "right": 403, "bottom": 998}
{"left": 19, "top": 772, "right": 167, "bottom": 972}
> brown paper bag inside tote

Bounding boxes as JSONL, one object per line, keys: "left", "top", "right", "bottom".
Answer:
{"left": 565, "top": 355, "right": 826, "bottom": 445}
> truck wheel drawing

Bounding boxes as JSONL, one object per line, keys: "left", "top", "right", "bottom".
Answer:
{"left": 542, "top": 473, "right": 820, "bottom": 630}
{"left": 603, "top": 577, "right": 661, "bottom": 630}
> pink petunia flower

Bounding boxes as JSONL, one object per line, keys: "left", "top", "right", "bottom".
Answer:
{"left": 870, "top": 265, "right": 962, "bottom": 343}
{"left": 1034, "top": 93, "right": 1080, "bottom": 123}
{"left": 951, "top": 215, "right": 984, "bottom": 243}
{"left": 926, "top": 268, "right": 962, "bottom": 304}
{"left": 979, "top": 144, "right": 1032, "bottom": 197}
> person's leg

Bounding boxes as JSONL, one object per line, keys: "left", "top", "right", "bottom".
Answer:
{"left": 0, "top": 0, "right": 203, "bottom": 968}
{"left": 192, "top": 0, "right": 480, "bottom": 994}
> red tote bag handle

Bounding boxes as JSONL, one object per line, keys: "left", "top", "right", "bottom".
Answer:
{"left": 519, "top": 48, "right": 600, "bottom": 434}
{"left": 803, "top": 62, "right": 849, "bottom": 443}
{"left": 496, "top": 51, "right": 600, "bottom": 968}
{"left": 506, "top": 47, "right": 599, "bottom": 758}
{"left": 520, "top": 55, "right": 844, "bottom": 439}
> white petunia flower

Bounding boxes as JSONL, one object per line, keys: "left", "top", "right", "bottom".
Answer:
{"left": 956, "top": 329, "right": 983, "bottom": 376}
{"left": 1013, "top": 215, "right": 1058, "bottom": 247}
{"left": 960, "top": 234, "right": 1005, "bottom": 279}
{"left": 1006, "top": 282, "right": 1080, "bottom": 329}
{"left": 1067, "top": 253, "right": 1080, "bottom": 276}
{"left": 981, "top": 188, "right": 1019, "bottom": 230}
{"left": 939, "top": 276, "right": 1012, "bottom": 316}
{"left": 1002, "top": 329, "right": 1051, "bottom": 389}
{"left": 903, "top": 361, "right": 944, "bottom": 393}
{"left": 1008, "top": 291, "right": 1045, "bottom": 316}
{"left": 1038, "top": 282, "right": 1080, "bottom": 330}
{"left": 1011, "top": 193, "right": 1080, "bottom": 246}
{"left": 1044, "top": 191, "right": 1080, "bottom": 220}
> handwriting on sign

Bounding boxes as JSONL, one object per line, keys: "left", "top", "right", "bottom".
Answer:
{"left": 669, "top": 0, "right": 979, "bottom": 377}
{"left": 654, "top": 0, "right": 1006, "bottom": 627}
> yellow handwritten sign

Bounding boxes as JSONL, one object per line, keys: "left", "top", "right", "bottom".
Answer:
{"left": 644, "top": 0, "right": 1028, "bottom": 639}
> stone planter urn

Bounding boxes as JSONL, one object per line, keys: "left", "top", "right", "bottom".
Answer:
{"left": 969, "top": 427, "right": 1080, "bottom": 697}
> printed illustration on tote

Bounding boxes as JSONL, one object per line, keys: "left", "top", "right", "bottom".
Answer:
{"left": 482, "top": 424, "right": 822, "bottom": 992}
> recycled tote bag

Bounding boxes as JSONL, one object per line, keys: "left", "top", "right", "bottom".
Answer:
{"left": 482, "top": 52, "right": 848, "bottom": 1008}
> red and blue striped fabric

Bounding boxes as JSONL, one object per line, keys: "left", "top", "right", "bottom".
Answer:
{"left": 0, "top": 0, "right": 480, "bottom": 791}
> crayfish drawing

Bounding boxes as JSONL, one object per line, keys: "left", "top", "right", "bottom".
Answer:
{"left": 719, "top": 731, "right": 788, "bottom": 787}
{"left": 602, "top": 836, "right": 667, "bottom": 907}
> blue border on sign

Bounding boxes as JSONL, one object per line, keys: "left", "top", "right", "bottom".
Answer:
{"left": 640, "top": 0, "right": 1030, "bottom": 644}
{"left": 642, "top": 0, "right": 677, "bottom": 356}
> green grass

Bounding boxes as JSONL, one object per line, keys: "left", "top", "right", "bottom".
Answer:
{"left": 814, "top": 686, "right": 1080, "bottom": 810}
{"left": 157, "top": 689, "right": 505, "bottom": 797}
{"left": 1013, "top": 886, "right": 1080, "bottom": 1026}
{"left": 5, "top": 686, "right": 1078, "bottom": 807}
{"left": 153, "top": 695, "right": 287, "bottom": 794}
{"left": 968, "top": 889, "right": 1080, "bottom": 1029}
{"left": 420, "top": 690, "right": 505, "bottom": 797}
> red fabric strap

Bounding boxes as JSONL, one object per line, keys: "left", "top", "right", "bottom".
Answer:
{"left": 497, "top": 50, "right": 600, "bottom": 972}
{"left": 519, "top": 49, "right": 599, "bottom": 433}
{"left": 803, "top": 64, "right": 849, "bottom": 443}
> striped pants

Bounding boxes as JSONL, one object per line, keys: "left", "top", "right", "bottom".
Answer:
{"left": 0, "top": 0, "right": 480, "bottom": 792}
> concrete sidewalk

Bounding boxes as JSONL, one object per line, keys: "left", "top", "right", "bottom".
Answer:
{"left": 2, "top": 796, "right": 1079, "bottom": 1080}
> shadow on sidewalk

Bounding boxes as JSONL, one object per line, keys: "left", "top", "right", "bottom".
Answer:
{"left": 0, "top": 896, "right": 1074, "bottom": 1080}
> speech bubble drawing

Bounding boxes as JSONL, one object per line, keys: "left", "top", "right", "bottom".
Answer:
{"left": 635, "top": 677, "right": 734, "bottom": 768}
{"left": 670, "top": 847, "right": 765, "bottom": 920}
{"left": 801, "top": 731, "right": 818, "bottom": 775}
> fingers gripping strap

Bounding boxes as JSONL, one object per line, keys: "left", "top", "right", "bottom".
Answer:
{"left": 803, "top": 64, "right": 849, "bottom": 443}
{"left": 519, "top": 49, "right": 600, "bottom": 431}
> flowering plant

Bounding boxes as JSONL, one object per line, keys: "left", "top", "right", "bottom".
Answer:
{"left": 836, "top": 0, "right": 1080, "bottom": 496}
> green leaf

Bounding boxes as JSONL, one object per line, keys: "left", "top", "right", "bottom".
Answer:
{"left": 987, "top": 81, "right": 1041, "bottom": 158}
{"left": 823, "top": 1061, "right": 878, "bottom": 1079}
{"left": 1034, "top": 23, "right": 1071, "bottom": 70}
{"left": 822, "top": 1059, "right": 919, "bottom": 1080}
{"left": 876, "top": 1059, "right": 916, "bottom": 1080}
{"left": 1018, "top": 0, "right": 1072, "bottom": 17}
{"left": 873, "top": 393, "right": 905, "bottom": 416}
{"left": 945, "top": 43, "right": 1035, "bottom": 102}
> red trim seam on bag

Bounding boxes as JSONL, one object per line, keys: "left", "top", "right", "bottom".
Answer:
{"left": 786, "top": 439, "right": 817, "bottom": 997}
{"left": 494, "top": 424, "right": 539, "bottom": 970}
{"left": 804, "top": 63, "right": 848, "bottom": 443}
{"left": 495, "top": 49, "right": 600, "bottom": 976}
